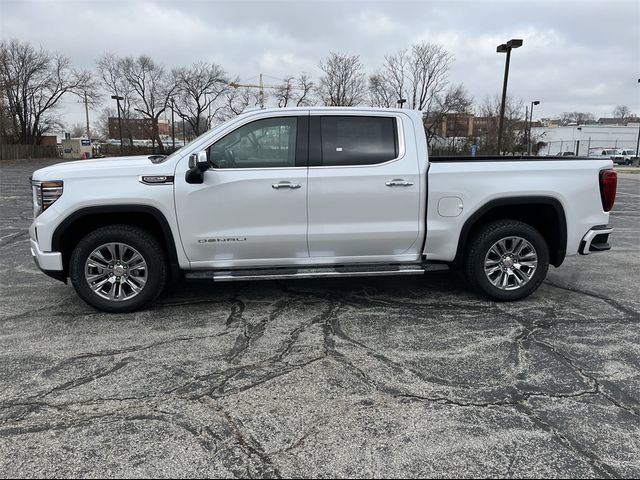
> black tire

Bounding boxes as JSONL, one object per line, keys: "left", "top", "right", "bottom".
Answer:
{"left": 464, "top": 220, "right": 549, "bottom": 301}
{"left": 69, "top": 225, "right": 167, "bottom": 313}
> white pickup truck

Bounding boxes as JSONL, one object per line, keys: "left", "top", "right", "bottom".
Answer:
{"left": 30, "top": 107, "right": 617, "bottom": 312}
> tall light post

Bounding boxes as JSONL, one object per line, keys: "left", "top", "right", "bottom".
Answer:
{"left": 635, "top": 79, "right": 640, "bottom": 162}
{"left": 528, "top": 100, "right": 540, "bottom": 155}
{"left": 397, "top": 98, "right": 407, "bottom": 108}
{"left": 181, "top": 114, "right": 187, "bottom": 144}
{"left": 496, "top": 39, "right": 523, "bottom": 155}
{"left": 110, "top": 95, "right": 124, "bottom": 156}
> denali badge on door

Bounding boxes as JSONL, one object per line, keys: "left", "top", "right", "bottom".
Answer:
{"left": 198, "top": 237, "right": 248, "bottom": 243}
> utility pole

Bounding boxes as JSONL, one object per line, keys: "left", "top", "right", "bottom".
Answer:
{"left": 170, "top": 98, "right": 176, "bottom": 151}
{"left": 524, "top": 105, "right": 528, "bottom": 154}
{"left": 258, "top": 73, "right": 264, "bottom": 109}
{"left": 528, "top": 100, "right": 540, "bottom": 155}
{"left": 83, "top": 91, "right": 91, "bottom": 144}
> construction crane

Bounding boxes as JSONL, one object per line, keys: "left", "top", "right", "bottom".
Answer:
{"left": 229, "top": 74, "right": 306, "bottom": 109}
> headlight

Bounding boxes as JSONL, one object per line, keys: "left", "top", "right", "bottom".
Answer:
{"left": 32, "top": 180, "right": 63, "bottom": 216}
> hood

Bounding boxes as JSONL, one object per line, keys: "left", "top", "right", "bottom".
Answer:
{"left": 32, "top": 155, "right": 171, "bottom": 181}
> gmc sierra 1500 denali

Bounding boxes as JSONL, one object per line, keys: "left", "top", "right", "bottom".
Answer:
{"left": 30, "top": 107, "right": 617, "bottom": 312}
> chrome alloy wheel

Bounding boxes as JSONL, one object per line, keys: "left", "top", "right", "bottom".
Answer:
{"left": 84, "top": 242, "right": 148, "bottom": 301}
{"left": 483, "top": 236, "right": 538, "bottom": 291}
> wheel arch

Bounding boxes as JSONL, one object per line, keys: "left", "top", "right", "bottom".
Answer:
{"left": 454, "top": 196, "right": 567, "bottom": 268}
{"left": 52, "top": 205, "right": 181, "bottom": 280}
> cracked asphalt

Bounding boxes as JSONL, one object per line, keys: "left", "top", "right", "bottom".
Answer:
{"left": 1, "top": 158, "right": 639, "bottom": 478}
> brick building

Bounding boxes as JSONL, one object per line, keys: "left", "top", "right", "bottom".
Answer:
{"left": 108, "top": 118, "right": 170, "bottom": 140}
{"left": 431, "top": 113, "right": 541, "bottom": 139}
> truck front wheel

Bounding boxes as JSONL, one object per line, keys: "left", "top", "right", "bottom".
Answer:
{"left": 69, "top": 225, "right": 167, "bottom": 313}
{"left": 465, "top": 220, "right": 549, "bottom": 301}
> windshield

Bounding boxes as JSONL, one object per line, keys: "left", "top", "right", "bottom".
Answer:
{"left": 157, "top": 116, "right": 238, "bottom": 163}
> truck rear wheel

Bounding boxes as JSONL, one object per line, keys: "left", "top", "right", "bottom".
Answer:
{"left": 69, "top": 225, "right": 167, "bottom": 313}
{"left": 465, "top": 220, "right": 549, "bottom": 301}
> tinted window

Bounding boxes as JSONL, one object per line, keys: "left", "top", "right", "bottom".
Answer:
{"left": 320, "top": 116, "right": 398, "bottom": 166}
{"left": 209, "top": 117, "right": 297, "bottom": 168}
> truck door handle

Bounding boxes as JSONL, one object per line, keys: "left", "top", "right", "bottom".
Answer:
{"left": 385, "top": 179, "right": 414, "bottom": 187}
{"left": 272, "top": 182, "right": 302, "bottom": 189}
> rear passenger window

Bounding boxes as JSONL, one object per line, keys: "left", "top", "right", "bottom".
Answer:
{"left": 320, "top": 116, "right": 398, "bottom": 166}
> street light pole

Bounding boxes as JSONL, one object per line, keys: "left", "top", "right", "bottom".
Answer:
{"left": 111, "top": 95, "right": 124, "bottom": 156}
{"left": 528, "top": 100, "right": 540, "bottom": 155}
{"left": 635, "top": 79, "right": 640, "bottom": 162}
{"left": 496, "top": 39, "right": 523, "bottom": 155}
{"left": 397, "top": 98, "right": 407, "bottom": 108}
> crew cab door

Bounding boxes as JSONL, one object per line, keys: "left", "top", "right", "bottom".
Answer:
{"left": 174, "top": 115, "right": 309, "bottom": 268}
{"left": 307, "top": 113, "right": 422, "bottom": 261}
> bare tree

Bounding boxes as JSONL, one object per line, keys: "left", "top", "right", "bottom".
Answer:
{"left": 394, "top": 42, "right": 453, "bottom": 112}
{"left": 424, "top": 83, "right": 473, "bottom": 145}
{"left": 613, "top": 105, "right": 632, "bottom": 120}
{"left": 476, "top": 95, "right": 526, "bottom": 154}
{"left": 217, "top": 79, "right": 260, "bottom": 121}
{"left": 96, "top": 53, "right": 137, "bottom": 145}
{"left": 120, "top": 55, "right": 177, "bottom": 152}
{"left": 274, "top": 75, "right": 295, "bottom": 108}
{"left": 172, "top": 61, "right": 229, "bottom": 136}
{"left": 368, "top": 50, "right": 409, "bottom": 108}
{"left": 273, "top": 73, "right": 316, "bottom": 107}
{"left": 369, "top": 42, "right": 458, "bottom": 146}
{"left": 318, "top": 52, "right": 367, "bottom": 106}
{"left": 294, "top": 73, "right": 315, "bottom": 106}
{"left": 368, "top": 72, "right": 396, "bottom": 108}
{"left": 94, "top": 107, "right": 117, "bottom": 141}
{"left": 559, "top": 111, "right": 595, "bottom": 125}
{"left": 69, "top": 123, "right": 85, "bottom": 138}
{"left": 0, "top": 39, "right": 95, "bottom": 145}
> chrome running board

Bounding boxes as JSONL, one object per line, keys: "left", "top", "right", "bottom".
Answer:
{"left": 185, "top": 263, "right": 445, "bottom": 282}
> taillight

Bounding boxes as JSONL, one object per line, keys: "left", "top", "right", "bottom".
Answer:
{"left": 599, "top": 169, "right": 617, "bottom": 212}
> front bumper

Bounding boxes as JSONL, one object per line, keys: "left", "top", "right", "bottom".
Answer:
{"left": 579, "top": 225, "right": 613, "bottom": 255}
{"left": 30, "top": 238, "right": 66, "bottom": 282}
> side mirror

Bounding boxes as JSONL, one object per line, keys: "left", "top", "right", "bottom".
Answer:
{"left": 188, "top": 150, "right": 211, "bottom": 171}
{"left": 186, "top": 150, "right": 210, "bottom": 184}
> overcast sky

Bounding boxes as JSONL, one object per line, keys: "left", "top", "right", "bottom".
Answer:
{"left": 1, "top": 0, "right": 639, "bottom": 127}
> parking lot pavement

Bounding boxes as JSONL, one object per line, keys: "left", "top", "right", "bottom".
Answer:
{"left": 1, "top": 158, "right": 638, "bottom": 478}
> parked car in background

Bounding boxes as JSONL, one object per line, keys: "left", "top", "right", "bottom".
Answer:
{"left": 620, "top": 149, "right": 638, "bottom": 165}
{"left": 589, "top": 148, "right": 626, "bottom": 164}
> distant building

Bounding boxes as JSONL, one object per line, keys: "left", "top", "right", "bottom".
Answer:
{"left": 597, "top": 117, "right": 640, "bottom": 126}
{"left": 108, "top": 117, "right": 170, "bottom": 140}
{"left": 532, "top": 124, "right": 639, "bottom": 156}
{"left": 432, "top": 114, "right": 474, "bottom": 138}
{"left": 429, "top": 113, "right": 542, "bottom": 139}
{"left": 38, "top": 136, "right": 57, "bottom": 146}
{"left": 540, "top": 118, "right": 561, "bottom": 128}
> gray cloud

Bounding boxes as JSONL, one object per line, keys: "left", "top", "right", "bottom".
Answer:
{"left": 1, "top": 0, "right": 638, "bottom": 125}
